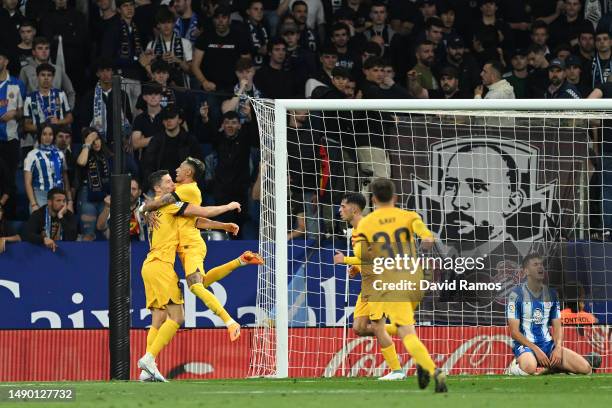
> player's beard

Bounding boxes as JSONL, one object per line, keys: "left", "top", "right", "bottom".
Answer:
{"left": 442, "top": 211, "right": 495, "bottom": 244}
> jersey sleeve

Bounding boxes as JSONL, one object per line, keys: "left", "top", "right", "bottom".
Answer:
{"left": 162, "top": 201, "right": 189, "bottom": 216}
{"left": 173, "top": 184, "right": 200, "bottom": 205}
{"left": 351, "top": 224, "right": 367, "bottom": 260}
{"left": 507, "top": 289, "right": 521, "bottom": 320}
{"left": 343, "top": 256, "right": 361, "bottom": 265}
{"left": 23, "top": 96, "right": 32, "bottom": 119}
{"left": 410, "top": 215, "right": 433, "bottom": 239}
{"left": 550, "top": 289, "right": 560, "bottom": 320}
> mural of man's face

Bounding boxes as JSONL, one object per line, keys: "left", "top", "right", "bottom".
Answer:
{"left": 441, "top": 146, "right": 523, "bottom": 242}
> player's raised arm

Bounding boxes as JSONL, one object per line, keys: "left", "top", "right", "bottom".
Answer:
{"left": 183, "top": 201, "right": 241, "bottom": 219}
{"left": 142, "top": 192, "right": 177, "bottom": 212}
{"left": 195, "top": 217, "right": 239, "bottom": 236}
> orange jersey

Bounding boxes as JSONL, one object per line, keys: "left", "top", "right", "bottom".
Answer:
{"left": 145, "top": 199, "right": 188, "bottom": 264}
{"left": 173, "top": 182, "right": 205, "bottom": 250}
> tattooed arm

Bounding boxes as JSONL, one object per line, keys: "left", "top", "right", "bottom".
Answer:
{"left": 142, "top": 192, "right": 178, "bottom": 212}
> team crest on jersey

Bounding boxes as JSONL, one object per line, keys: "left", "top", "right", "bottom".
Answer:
{"left": 411, "top": 138, "right": 558, "bottom": 258}
{"left": 8, "top": 92, "right": 14, "bottom": 99}
{"left": 532, "top": 308, "right": 544, "bottom": 324}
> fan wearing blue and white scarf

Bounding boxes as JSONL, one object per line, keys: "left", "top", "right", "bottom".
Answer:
{"left": 37, "top": 143, "right": 64, "bottom": 189}
{"left": 174, "top": 13, "right": 199, "bottom": 44}
{"left": 30, "top": 89, "right": 61, "bottom": 125}
{"left": 91, "top": 82, "right": 131, "bottom": 142}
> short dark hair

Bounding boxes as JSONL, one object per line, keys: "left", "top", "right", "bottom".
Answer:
{"left": 235, "top": 57, "right": 254, "bottom": 71}
{"left": 156, "top": 6, "right": 175, "bottom": 24}
{"left": 363, "top": 56, "right": 385, "bottom": 70}
{"left": 19, "top": 19, "right": 36, "bottom": 29}
{"left": 95, "top": 56, "right": 114, "bottom": 72}
{"left": 47, "top": 187, "right": 66, "bottom": 201}
{"left": 222, "top": 110, "right": 240, "bottom": 121}
{"left": 484, "top": 60, "right": 504, "bottom": 77}
{"left": 370, "top": 178, "right": 395, "bottom": 203}
{"left": 267, "top": 37, "right": 287, "bottom": 53}
{"left": 291, "top": 0, "right": 307, "bottom": 10}
{"left": 425, "top": 17, "right": 444, "bottom": 30}
{"left": 131, "top": 176, "right": 141, "bottom": 189}
{"left": 342, "top": 192, "right": 366, "bottom": 211}
{"left": 595, "top": 27, "right": 610, "bottom": 38}
{"left": 416, "top": 39, "right": 435, "bottom": 51}
{"left": 527, "top": 43, "right": 546, "bottom": 55}
{"left": 36, "top": 62, "right": 55, "bottom": 76}
{"left": 531, "top": 20, "right": 548, "bottom": 33}
{"left": 149, "top": 170, "right": 169, "bottom": 189}
{"left": 184, "top": 156, "right": 205, "bottom": 180}
{"left": 521, "top": 253, "right": 542, "bottom": 269}
{"left": 331, "top": 22, "right": 350, "bottom": 35}
{"left": 32, "top": 36, "right": 50, "bottom": 48}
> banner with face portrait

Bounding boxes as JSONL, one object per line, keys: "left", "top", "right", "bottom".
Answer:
{"left": 386, "top": 117, "right": 590, "bottom": 324}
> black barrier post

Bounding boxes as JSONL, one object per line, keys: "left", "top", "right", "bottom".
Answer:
{"left": 109, "top": 75, "right": 131, "bottom": 380}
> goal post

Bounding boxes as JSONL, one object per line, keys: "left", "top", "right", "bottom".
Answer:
{"left": 250, "top": 98, "right": 612, "bottom": 379}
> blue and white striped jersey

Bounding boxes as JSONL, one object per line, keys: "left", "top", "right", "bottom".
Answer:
{"left": 0, "top": 76, "right": 25, "bottom": 141}
{"left": 507, "top": 283, "right": 560, "bottom": 347}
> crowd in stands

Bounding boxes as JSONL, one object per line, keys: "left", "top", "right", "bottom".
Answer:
{"left": 1, "top": 0, "right": 612, "bottom": 248}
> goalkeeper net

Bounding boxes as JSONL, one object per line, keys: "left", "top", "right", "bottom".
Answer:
{"left": 249, "top": 98, "right": 612, "bottom": 378}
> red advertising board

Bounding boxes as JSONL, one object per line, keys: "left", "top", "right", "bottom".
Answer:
{"left": 0, "top": 327, "right": 609, "bottom": 381}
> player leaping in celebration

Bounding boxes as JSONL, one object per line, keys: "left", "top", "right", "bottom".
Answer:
{"left": 352, "top": 178, "right": 447, "bottom": 392}
{"left": 138, "top": 170, "right": 244, "bottom": 381}
{"left": 142, "top": 157, "right": 263, "bottom": 341}
{"left": 507, "top": 254, "right": 592, "bottom": 375}
{"left": 333, "top": 192, "right": 404, "bottom": 381}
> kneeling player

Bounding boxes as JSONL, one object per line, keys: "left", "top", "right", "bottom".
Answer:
{"left": 507, "top": 254, "right": 592, "bottom": 375}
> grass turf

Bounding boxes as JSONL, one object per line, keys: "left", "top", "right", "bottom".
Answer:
{"left": 1, "top": 375, "right": 611, "bottom": 408}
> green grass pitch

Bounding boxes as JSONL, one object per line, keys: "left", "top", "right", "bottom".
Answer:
{"left": 2, "top": 375, "right": 612, "bottom": 408}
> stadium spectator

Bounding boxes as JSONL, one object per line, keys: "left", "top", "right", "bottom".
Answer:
{"left": 221, "top": 58, "right": 262, "bottom": 124}
{"left": 243, "top": 0, "right": 269, "bottom": 67}
{"left": 436, "top": 35, "right": 481, "bottom": 94}
{"left": 54, "top": 125, "right": 75, "bottom": 201}
{"left": 192, "top": 4, "right": 250, "bottom": 127}
{"left": 254, "top": 38, "right": 297, "bottom": 98}
{"left": 2, "top": 0, "right": 23, "bottom": 54}
{"left": 80, "top": 57, "right": 132, "bottom": 149}
{"left": 592, "top": 29, "right": 612, "bottom": 89}
{"left": 438, "top": 1, "right": 458, "bottom": 40}
{"left": 413, "top": 0, "right": 437, "bottom": 35}
{"left": 549, "top": 0, "right": 585, "bottom": 49}
{"left": 211, "top": 110, "right": 257, "bottom": 238}
{"left": 23, "top": 187, "right": 77, "bottom": 249}
{"left": 19, "top": 37, "right": 76, "bottom": 108}
{"left": 309, "top": 46, "right": 338, "bottom": 89}
{"left": 0, "top": 156, "right": 9, "bottom": 215}
{"left": 101, "top": 0, "right": 148, "bottom": 112}
{"left": 173, "top": 0, "right": 202, "bottom": 45}
{"left": 24, "top": 124, "right": 73, "bottom": 214}
{"left": 287, "top": 109, "right": 320, "bottom": 240}
{"left": 290, "top": 0, "right": 319, "bottom": 52}
{"left": 418, "top": 17, "right": 446, "bottom": 65}
{"left": 281, "top": 21, "right": 317, "bottom": 95}
{"left": 530, "top": 21, "right": 551, "bottom": 55}
{"left": 475, "top": 60, "right": 515, "bottom": 99}
{"left": 23, "top": 63, "right": 73, "bottom": 137}
{"left": 410, "top": 40, "right": 438, "bottom": 91}
{"left": 361, "top": 2, "right": 395, "bottom": 54}
{"left": 133, "top": 0, "right": 156, "bottom": 46}
{"left": 96, "top": 177, "right": 147, "bottom": 241}
{"left": 278, "top": 0, "right": 325, "bottom": 40}
{"left": 476, "top": 0, "right": 513, "bottom": 49}
{"left": 75, "top": 128, "right": 112, "bottom": 241}
{"left": 16, "top": 20, "right": 36, "bottom": 70}
{"left": 554, "top": 43, "right": 573, "bottom": 61}
{"left": 40, "top": 0, "right": 88, "bottom": 93}
{"left": 142, "top": 106, "right": 203, "bottom": 187}
{"left": 145, "top": 7, "right": 193, "bottom": 88}
{"left": 335, "top": 0, "right": 369, "bottom": 34}
{"left": 132, "top": 83, "right": 164, "bottom": 168}
{"left": 90, "top": 0, "right": 120, "bottom": 57}
{"left": 409, "top": 65, "right": 469, "bottom": 99}
{"left": 330, "top": 23, "right": 358, "bottom": 71}
{"left": 0, "top": 49, "right": 24, "bottom": 219}
{"left": 471, "top": 25, "right": 503, "bottom": 68}
{"left": 545, "top": 58, "right": 581, "bottom": 99}
{"left": 503, "top": 48, "right": 529, "bottom": 98}
{"left": 565, "top": 55, "right": 592, "bottom": 97}
{"left": 526, "top": 44, "right": 550, "bottom": 98}
{"left": 573, "top": 23, "right": 595, "bottom": 81}
{"left": 0, "top": 203, "right": 20, "bottom": 253}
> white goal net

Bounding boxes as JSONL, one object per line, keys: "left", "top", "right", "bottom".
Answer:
{"left": 249, "top": 98, "right": 612, "bottom": 378}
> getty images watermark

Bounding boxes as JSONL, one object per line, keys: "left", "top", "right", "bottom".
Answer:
{"left": 358, "top": 243, "right": 502, "bottom": 302}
